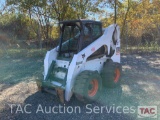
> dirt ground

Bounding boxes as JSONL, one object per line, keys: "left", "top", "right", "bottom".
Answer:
{"left": 0, "top": 52, "right": 160, "bottom": 120}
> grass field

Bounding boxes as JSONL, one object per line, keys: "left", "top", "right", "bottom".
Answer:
{"left": 0, "top": 48, "right": 47, "bottom": 84}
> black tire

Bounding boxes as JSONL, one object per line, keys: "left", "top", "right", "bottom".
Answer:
{"left": 101, "top": 61, "right": 122, "bottom": 88}
{"left": 73, "top": 71, "right": 102, "bottom": 103}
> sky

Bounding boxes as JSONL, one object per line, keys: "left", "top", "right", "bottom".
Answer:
{"left": 0, "top": 0, "right": 5, "bottom": 9}
{"left": 0, "top": 0, "right": 5, "bottom": 5}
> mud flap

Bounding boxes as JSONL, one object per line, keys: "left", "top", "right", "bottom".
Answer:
{"left": 56, "top": 88, "right": 64, "bottom": 103}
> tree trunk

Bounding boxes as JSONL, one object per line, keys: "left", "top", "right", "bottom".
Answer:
{"left": 121, "top": 0, "right": 130, "bottom": 38}
{"left": 38, "top": 23, "right": 42, "bottom": 49}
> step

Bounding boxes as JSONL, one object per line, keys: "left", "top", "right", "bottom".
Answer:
{"left": 44, "top": 88, "right": 57, "bottom": 96}
{"left": 52, "top": 81, "right": 62, "bottom": 87}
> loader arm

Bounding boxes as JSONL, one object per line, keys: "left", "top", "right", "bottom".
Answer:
{"left": 65, "top": 24, "right": 121, "bottom": 101}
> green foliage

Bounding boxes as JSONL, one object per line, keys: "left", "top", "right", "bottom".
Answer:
{"left": 101, "top": 0, "right": 160, "bottom": 46}
{"left": 0, "top": 13, "right": 38, "bottom": 40}
{"left": 0, "top": 0, "right": 159, "bottom": 52}
{"left": 2, "top": 0, "right": 105, "bottom": 42}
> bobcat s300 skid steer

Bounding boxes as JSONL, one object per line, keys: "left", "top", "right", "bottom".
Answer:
{"left": 36, "top": 20, "right": 121, "bottom": 103}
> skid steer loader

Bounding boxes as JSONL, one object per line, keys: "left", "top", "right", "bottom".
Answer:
{"left": 36, "top": 20, "right": 121, "bottom": 103}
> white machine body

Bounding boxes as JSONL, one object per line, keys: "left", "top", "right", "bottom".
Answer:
{"left": 44, "top": 24, "right": 121, "bottom": 101}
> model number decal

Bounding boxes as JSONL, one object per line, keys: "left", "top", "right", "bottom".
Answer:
{"left": 91, "top": 47, "right": 95, "bottom": 52}
{"left": 76, "top": 61, "right": 83, "bottom": 65}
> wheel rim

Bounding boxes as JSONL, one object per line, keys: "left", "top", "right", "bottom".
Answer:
{"left": 114, "top": 68, "right": 120, "bottom": 83}
{"left": 88, "top": 79, "right": 98, "bottom": 97}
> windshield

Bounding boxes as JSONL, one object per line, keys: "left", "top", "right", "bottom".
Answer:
{"left": 59, "top": 23, "right": 81, "bottom": 57}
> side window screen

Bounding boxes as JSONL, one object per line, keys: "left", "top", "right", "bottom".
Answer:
{"left": 82, "top": 23, "right": 93, "bottom": 49}
{"left": 92, "top": 24, "right": 102, "bottom": 39}
{"left": 81, "top": 23, "right": 102, "bottom": 50}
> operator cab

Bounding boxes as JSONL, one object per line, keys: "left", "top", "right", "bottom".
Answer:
{"left": 58, "top": 20, "right": 103, "bottom": 59}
